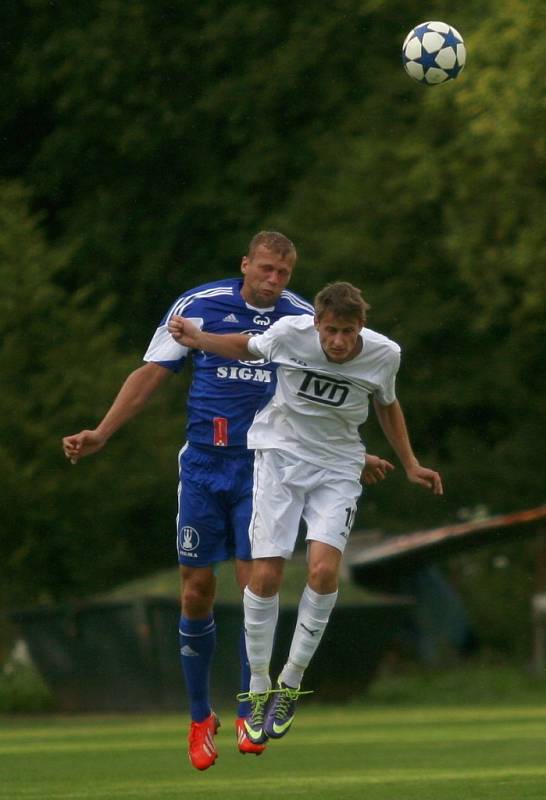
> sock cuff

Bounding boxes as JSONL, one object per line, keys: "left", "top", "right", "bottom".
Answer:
{"left": 244, "top": 586, "right": 279, "bottom": 608}
{"left": 303, "top": 584, "right": 338, "bottom": 609}
{"left": 179, "top": 614, "right": 216, "bottom": 637}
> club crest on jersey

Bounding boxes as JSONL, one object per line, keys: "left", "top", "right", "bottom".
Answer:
{"left": 179, "top": 526, "right": 200, "bottom": 558}
{"left": 215, "top": 327, "right": 273, "bottom": 381}
{"left": 297, "top": 371, "right": 350, "bottom": 407}
{"left": 238, "top": 328, "right": 270, "bottom": 367}
{"left": 253, "top": 314, "right": 270, "bottom": 326}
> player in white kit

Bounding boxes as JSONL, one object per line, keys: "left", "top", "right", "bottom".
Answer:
{"left": 168, "top": 281, "right": 443, "bottom": 744}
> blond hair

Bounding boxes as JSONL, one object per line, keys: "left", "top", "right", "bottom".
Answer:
{"left": 247, "top": 231, "right": 297, "bottom": 264}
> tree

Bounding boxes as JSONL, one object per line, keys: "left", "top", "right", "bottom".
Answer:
{"left": 0, "top": 180, "right": 181, "bottom": 605}
{"left": 6, "top": 1, "right": 414, "bottom": 338}
{"left": 1, "top": 0, "right": 545, "bottom": 561}
{"left": 273, "top": 0, "right": 546, "bottom": 528}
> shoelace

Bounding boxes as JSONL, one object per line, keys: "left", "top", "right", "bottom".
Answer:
{"left": 236, "top": 690, "right": 271, "bottom": 725}
{"left": 274, "top": 686, "right": 313, "bottom": 718}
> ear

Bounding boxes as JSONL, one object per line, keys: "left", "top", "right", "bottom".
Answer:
{"left": 240, "top": 256, "right": 248, "bottom": 275}
{"left": 314, "top": 315, "right": 320, "bottom": 330}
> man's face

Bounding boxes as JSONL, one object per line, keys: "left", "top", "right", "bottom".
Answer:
{"left": 315, "top": 311, "right": 363, "bottom": 363}
{"left": 240, "top": 245, "right": 294, "bottom": 307}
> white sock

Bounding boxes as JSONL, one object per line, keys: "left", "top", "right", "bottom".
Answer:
{"left": 243, "top": 586, "right": 279, "bottom": 694}
{"left": 279, "top": 584, "right": 338, "bottom": 688}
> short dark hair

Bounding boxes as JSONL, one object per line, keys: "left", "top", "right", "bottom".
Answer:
{"left": 247, "top": 231, "right": 297, "bottom": 264}
{"left": 314, "top": 282, "right": 370, "bottom": 323}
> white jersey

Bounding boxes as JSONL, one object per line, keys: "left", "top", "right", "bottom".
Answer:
{"left": 246, "top": 315, "right": 400, "bottom": 478}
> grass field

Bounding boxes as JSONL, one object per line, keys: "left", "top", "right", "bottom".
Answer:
{"left": 2, "top": 703, "right": 546, "bottom": 800}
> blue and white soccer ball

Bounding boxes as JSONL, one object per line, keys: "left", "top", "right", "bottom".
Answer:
{"left": 402, "top": 21, "right": 466, "bottom": 85}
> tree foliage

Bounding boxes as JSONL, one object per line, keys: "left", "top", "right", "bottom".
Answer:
{"left": 0, "top": 181, "right": 181, "bottom": 605}
{"left": 1, "top": 0, "right": 545, "bottom": 600}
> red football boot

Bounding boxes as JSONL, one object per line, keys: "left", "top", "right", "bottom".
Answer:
{"left": 188, "top": 712, "right": 220, "bottom": 771}
{"left": 235, "top": 717, "right": 266, "bottom": 755}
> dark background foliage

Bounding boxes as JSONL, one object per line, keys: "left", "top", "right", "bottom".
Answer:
{"left": 2, "top": 0, "right": 545, "bottom": 608}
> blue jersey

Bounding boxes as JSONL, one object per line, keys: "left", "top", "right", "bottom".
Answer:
{"left": 143, "top": 277, "right": 313, "bottom": 448}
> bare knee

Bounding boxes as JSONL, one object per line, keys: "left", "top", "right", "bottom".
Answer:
{"left": 307, "top": 560, "right": 339, "bottom": 594}
{"left": 307, "top": 542, "right": 342, "bottom": 594}
{"left": 248, "top": 557, "right": 284, "bottom": 597}
{"left": 180, "top": 567, "right": 216, "bottom": 618}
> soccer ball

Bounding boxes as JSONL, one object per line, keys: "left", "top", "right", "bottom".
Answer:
{"left": 402, "top": 21, "right": 466, "bottom": 85}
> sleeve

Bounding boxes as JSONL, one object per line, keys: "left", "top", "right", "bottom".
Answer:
{"left": 143, "top": 316, "right": 204, "bottom": 372}
{"left": 247, "top": 316, "right": 294, "bottom": 362}
{"left": 373, "top": 347, "right": 401, "bottom": 406}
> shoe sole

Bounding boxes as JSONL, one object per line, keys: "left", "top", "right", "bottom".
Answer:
{"left": 192, "top": 759, "right": 217, "bottom": 771}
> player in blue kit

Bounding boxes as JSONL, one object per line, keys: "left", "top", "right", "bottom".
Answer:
{"left": 63, "top": 235, "right": 393, "bottom": 770}
{"left": 62, "top": 231, "right": 315, "bottom": 770}
{"left": 168, "top": 281, "right": 443, "bottom": 746}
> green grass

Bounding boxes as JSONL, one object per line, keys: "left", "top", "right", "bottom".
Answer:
{"left": 366, "top": 661, "right": 546, "bottom": 706}
{"left": 2, "top": 703, "right": 546, "bottom": 800}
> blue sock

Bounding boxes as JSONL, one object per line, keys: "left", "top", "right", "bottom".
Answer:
{"left": 179, "top": 614, "right": 216, "bottom": 722}
{"left": 237, "top": 626, "right": 251, "bottom": 718}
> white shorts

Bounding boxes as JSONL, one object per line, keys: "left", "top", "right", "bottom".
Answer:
{"left": 249, "top": 449, "right": 363, "bottom": 559}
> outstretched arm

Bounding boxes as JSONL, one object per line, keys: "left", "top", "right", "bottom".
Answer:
{"left": 168, "top": 315, "right": 254, "bottom": 361}
{"left": 62, "top": 362, "right": 170, "bottom": 464}
{"left": 373, "top": 397, "right": 443, "bottom": 495}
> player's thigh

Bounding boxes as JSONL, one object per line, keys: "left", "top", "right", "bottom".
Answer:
{"left": 249, "top": 449, "right": 305, "bottom": 559}
{"left": 303, "top": 473, "right": 362, "bottom": 554}
{"left": 177, "top": 445, "right": 230, "bottom": 566}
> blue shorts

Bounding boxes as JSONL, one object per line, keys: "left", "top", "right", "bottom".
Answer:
{"left": 176, "top": 443, "right": 254, "bottom": 567}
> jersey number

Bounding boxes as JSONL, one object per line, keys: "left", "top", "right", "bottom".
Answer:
{"left": 344, "top": 506, "right": 356, "bottom": 531}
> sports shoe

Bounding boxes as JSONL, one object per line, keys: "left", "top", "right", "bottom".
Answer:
{"left": 188, "top": 712, "right": 220, "bottom": 771}
{"left": 236, "top": 690, "right": 271, "bottom": 745}
{"left": 263, "top": 682, "right": 313, "bottom": 739}
{"left": 235, "top": 717, "right": 267, "bottom": 755}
